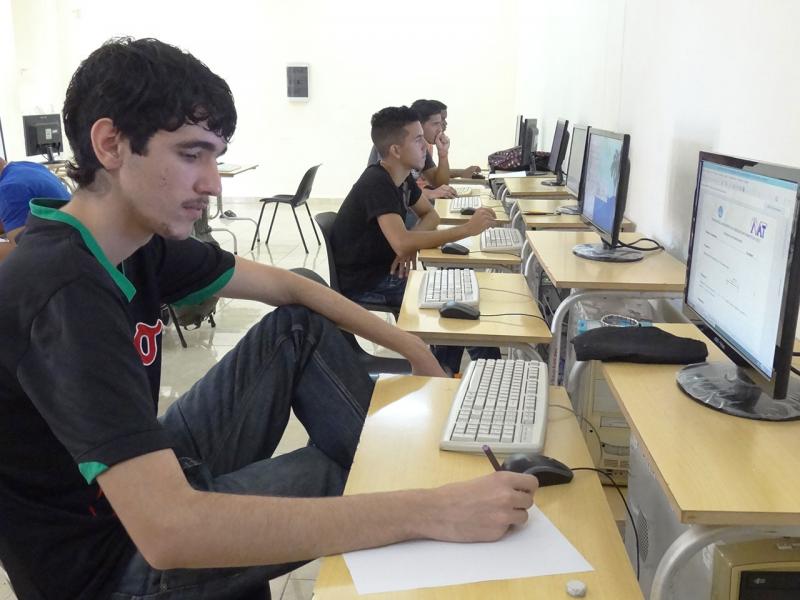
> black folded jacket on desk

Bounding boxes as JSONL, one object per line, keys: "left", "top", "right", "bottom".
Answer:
{"left": 571, "top": 326, "right": 708, "bottom": 364}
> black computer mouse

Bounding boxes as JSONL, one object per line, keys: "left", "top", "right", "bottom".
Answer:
{"left": 471, "top": 173, "right": 486, "bottom": 180}
{"left": 460, "top": 207, "right": 476, "bottom": 215}
{"left": 438, "top": 301, "right": 480, "bottom": 320}
{"left": 440, "top": 242, "right": 470, "bottom": 255}
{"left": 501, "top": 453, "right": 574, "bottom": 486}
{"left": 222, "top": 209, "right": 237, "bottom": 218}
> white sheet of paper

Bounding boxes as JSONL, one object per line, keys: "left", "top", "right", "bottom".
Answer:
{"left": 454, "top": 236, "right": 475, "bottom": 250}
{"left": 343, "top": 505, "right": 593, "bottom": 595}
{"left": 488, "top": 171, "right": 529, "bottom": 179}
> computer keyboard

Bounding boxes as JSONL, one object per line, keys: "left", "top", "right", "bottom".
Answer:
{"left": 450, "top": 196, "right": 481, "bottom": 212}
{"left": 418, "top": 268, "right": 479, "bottom": 309}
{"left": 440, "top": 358, "right": 549, "bottom": 454}
{"left": 453, "top": 185, "right": 476, "bottom": 196}
{"left": 480, "top": 227, "right": 524, "bottom": 254}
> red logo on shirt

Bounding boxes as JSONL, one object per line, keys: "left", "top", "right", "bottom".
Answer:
{"left": 133, "top": 320, "right": 164, "bottom": 366}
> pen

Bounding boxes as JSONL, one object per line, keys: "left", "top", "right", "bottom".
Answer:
{"left": 482, "top": 444, "right": 502, "bottom": 471}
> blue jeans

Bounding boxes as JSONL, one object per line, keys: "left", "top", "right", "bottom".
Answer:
{"left": 347, "top": 275, "right": 501, "bottom": 374}
{"left": 111, "top": 305, "right": 374, "bottom": 599}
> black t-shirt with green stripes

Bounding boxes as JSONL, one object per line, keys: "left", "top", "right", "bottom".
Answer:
{"left": 0, "top": 199, "right": 235, "bottom": 599}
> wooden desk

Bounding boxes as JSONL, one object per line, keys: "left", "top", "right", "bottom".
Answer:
{"left": 449, "top": 176, "right": 489, "bottom": 186}
{"left": 527, "top": 231, "right": 685, "bottom": 292}
{"left": 523, "top": 213, "right": 636, "bottom": 232}
{"left": 526, "top": 231, "right": 686, "bottom": 384}
{"left": 505, "top": 177, "right": 572, "bottom": 198}
{"left": 601, "top": 323, "right": 800, "bottom": 599}
{"left": 516, "top": 198, "right": 574, "bottom": 214}
{"left": 314, "top": 377, "right": 642, "bottom": 600}
{"left": 435, "top": 198, "right": 508, "bottom": 225}
{"left": 604, "top": 323, "right": 800, "bottom": 527}
{"left": 397, "top": 271, "right": 551, "bottom": 347}
{"left": 419, "top": 236, "right": 521, "bottom": 270}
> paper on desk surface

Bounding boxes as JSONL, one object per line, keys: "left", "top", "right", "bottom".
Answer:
{"left": 454, "top": 236, "right": 475, "bottom": 250}
{"left": 488, "top": 171, "right": 529, "bottom": 179}
{"left": 343, "top": 505, "right": 593, "bottom": 595}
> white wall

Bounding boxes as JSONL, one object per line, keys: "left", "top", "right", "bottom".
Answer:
{"left": 514, "top": 0, "right": 800, "bottom": 259}
{"left": 2, "top": 0, "right": 522, "bottom": 198}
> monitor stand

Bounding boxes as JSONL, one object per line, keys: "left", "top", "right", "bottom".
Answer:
{"left": 42, "top": 145, "right": 58, "bottom": 165}
{"left": 572, "top": 243, "right": 643, "bottom": 262}
{"left": 556, "top": 204, "right": 580, "bottom": 215}
{"left": 541, "top": 171, "right": 565, "bottom": 186}
{"left": 677, "top": 363, "right": 800, "bottom": 421}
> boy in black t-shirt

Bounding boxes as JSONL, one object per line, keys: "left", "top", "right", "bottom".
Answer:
{"left": 332, "top": 107, "right": 501, "bottom": 372}
{"left": 0, "top": 39, "right": 538, "bottom": 599}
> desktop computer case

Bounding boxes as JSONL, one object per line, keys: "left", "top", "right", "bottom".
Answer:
{"left": 566, "top": 298, "right": 661, "bottom": 485}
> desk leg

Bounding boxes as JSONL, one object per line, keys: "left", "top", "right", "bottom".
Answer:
{"left": 650, "top": 524, "right": 800, "bottom": 600}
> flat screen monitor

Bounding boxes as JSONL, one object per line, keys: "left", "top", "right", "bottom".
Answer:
{"left": 23, "top": 114, "right": 62, "bottom": 163}
{"left": 573, "top": 128, "right": 637, "bottom": 262}
{"left": 542, "top": 119, "right": 570, "bottom": 186}
{"left": 557, "top": 124, "right": 589, "bottom": 215}
{"left": 677, "top": 151, "right": 800, "bottom": 420}
{"left": 514, "top": 114, "right": 524, "bottom": 146}
{"left": 519, "top": 118, "right": 538, "bottom": 171}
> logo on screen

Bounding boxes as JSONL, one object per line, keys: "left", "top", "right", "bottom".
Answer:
{"left": 750, "top": 218, "right": 767, "bottom": 239}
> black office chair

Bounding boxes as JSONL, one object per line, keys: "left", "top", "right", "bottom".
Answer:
{"left": 314, "top": 211, "right": 400, "bottom": 320}
{"left": 290, "top": 268, "right": 410, "bottom": 380}
{"left": 251, "top": 164, "right": 321, "bottom": 253}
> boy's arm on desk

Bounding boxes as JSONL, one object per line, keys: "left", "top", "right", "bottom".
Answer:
{"left": 378, "top": 210, "right": 494, "bottom": 257}
{"left": 99, "top": 449, "right": 539, "bottom": 569}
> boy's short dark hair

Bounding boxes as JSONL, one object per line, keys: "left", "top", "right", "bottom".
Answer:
{"left": 370, "top": 106, "right": 420, "bottom": 158}
{"left": 63, "top": 37, "right": 237, "bottom": 187}
{"left": 429, "top": 99, "right": 448, "bottom": 112}
{"left": 409, "top": 99, "right": 443, "bottom": 124}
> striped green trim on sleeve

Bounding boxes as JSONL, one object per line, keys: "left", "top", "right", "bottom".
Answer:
{"left": 78, "top": 461, "right": 109, "bottom": 484}
{"left": 171, "top": 266, "right": 235, "bottom": 307}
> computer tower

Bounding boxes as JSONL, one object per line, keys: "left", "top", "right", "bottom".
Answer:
{"left": 711, "top": 538, "right": 800, "bottom": 599}
{"left": 624, "top": 434, "right": 711, "bottom": 598}
{"left": 576, "top": 360, "right": 630, "bottom": 484}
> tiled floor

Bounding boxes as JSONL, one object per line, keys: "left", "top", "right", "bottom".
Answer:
{"left": 0, "top": 196, "right": 368, "bottom": 600}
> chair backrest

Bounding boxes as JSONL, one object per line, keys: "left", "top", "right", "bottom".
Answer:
{"left": 292, "top": 164, "right": 321, "bottom": 206}
{"left": 314, "top": 211, "right": 341, "bottom": 291}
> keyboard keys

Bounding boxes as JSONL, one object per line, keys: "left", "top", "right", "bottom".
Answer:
{"left": 440, "top": 359, "right": 549, "bottom": 454}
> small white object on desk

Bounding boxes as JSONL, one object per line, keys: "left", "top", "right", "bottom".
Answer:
{"left": 566, "top": 579, "right": 588, "bottom": 597}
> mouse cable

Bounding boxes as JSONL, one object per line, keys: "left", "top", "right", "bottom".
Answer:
{"left": 615, "top": 237, "right": 664, "bottom": 252}
{"left": 791, "top": 366, "right": 800, "bottom": 377}
{"left": 481, "top": 288, "right": 551, "bottom": 324}
{"left": 570, "top": 467, "right": 640, "bottom": 581}
{"left": 480, "top": 312, "right": 547, "bottom": 324}
{"left": 549, "top": 404, "right": 605, "bottom": 460}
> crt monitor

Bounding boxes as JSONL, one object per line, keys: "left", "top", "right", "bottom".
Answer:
{"left": 573, "top": 128, "right": 638, "bottom": 262}
{"left": 557, "top": 124, "right": 590, "bottom": 215}
{"left": 677, "top": 151, "right": 800, "bottom": 421}
{"left": 541, "top": 119, "right": 570, "bottom": 186}
{"left": 23, "top": 114, "right": 63, "bottom": 163}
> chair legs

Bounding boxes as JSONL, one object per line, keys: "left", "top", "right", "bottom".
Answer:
{"left": 254, "top": 201, "right": 320, "bottom": 255}
{"left": 291, "top": 206, "right": 309, "bottom": 253}
{"left": 305, "top": 202, "right": 321, "bottom": 245}
{"left": 251, "top": 202, "right": 269, "bottom": 252}
{"left": 265, "top": 203, "right": 280, "bottom": 246}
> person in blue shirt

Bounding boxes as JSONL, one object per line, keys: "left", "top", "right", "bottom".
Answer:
{"left": 0, "top": 156, "right": 71, "bottom": 261}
